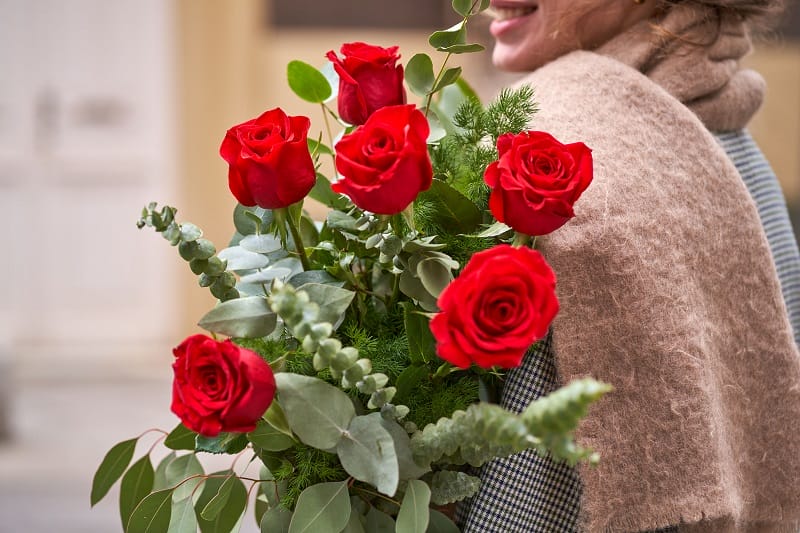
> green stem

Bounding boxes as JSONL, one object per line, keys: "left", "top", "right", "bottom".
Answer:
{"left": 424, "top": 52, "right": 453, "bottom": 118}
{"left": 320, "top": 103, "right": 338, "bottom": 169}
{"left": 285, "top": 211, "right": 311, "bottom": 271}
{"left": 511, "top": 232, "right": 532, "bottom": 248}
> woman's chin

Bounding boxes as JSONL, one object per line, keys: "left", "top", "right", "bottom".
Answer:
{"left": 492, "top": 45, "right": 543, "bottom": 72}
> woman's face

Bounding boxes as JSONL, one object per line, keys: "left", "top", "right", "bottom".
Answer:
{"left": 488, "top": 0, "right": 660, "bottom": 71}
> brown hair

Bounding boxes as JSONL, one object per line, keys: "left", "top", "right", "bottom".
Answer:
{"left": 656, "top": 0, "right": 786, "bottom": 30}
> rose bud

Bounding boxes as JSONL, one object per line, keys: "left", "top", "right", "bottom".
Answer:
{"left": 326, "top": 42, "right": 406, "bottom": 125}
{"left": 430, "top": 245, "right": 559, "bottom": 369}
{"left": 220, "top": 107, "right": 316, "bottom": 209}
{"left": 333, "top": 104, "right": 432, "bottom": 215}
{"left": 484, "top": 131, "right": 593, "bottom": 236}
{"left": 171, "top": 334, "right": 276, "bottom": 437}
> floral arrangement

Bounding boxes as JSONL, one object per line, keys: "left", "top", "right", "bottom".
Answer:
{"left": 92, "top": 2, "right": 609, "bottom": 532}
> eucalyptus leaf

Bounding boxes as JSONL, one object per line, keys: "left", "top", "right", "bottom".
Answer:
{"left": 153, "top": 452, "right": 176, "bottom": 491}
{"left": 297, "top": 283, "right": 355, "bottom": 328}
{"left": 195, "top": 432, "right": 249, "bottom": 455}
{"left": 195, "top": 471, "right": 247, "bottom": 533}
{"left": 288, "top": 270, "right": 344, "bottom": 288}
{"left": 336, "top": 413, "right": 399, "bottom": 496}
{"left": 379, "top": 416, "right": 430, "bottom": 480}
{"left": 261, "top": 506, "right": 292, "bottom": 533}
{"left": 167, "top": 496, "right": 198, "bottom": 533}
{"left": 91, "top": 438, "right": 138, "bottom": 506}
{"left": 119, "top": 455, "right": 155, "bottom": 529}
{"left": 327, "top": 210, "right": 360, "bottom": 233}
{"left": 473, "top": 221, "right": 513, "bottom": 238}
{"left": 431, "top": 67, "right": 462, "bottom": 93}
{"left": 417, "top": 257, "right": 454, "bottom": 299}
{"left": 427, "top": 510, "right": 460, "bottom": 533}
{"left": 287, "top": 60, "right": 332, "bottom": 103}
{"left": 399, "top": 271, "right": 439, "bottom": 312}
{"left": 197, "top": 296, "right": 277, "bottom": 338}
{"left": 288, "top": 481, "right": 351, "bottom": 533}
{"left": 199, "top": 474, "right": 237, "bottom": 520}
{"left": 217, "top": 246, "right": 270, "bottom": 271}
{"left": 233, "top": 204, "right": 273, "bottom": 236}
{"left": 427, "top": 112, "right": 447, "bottom": 144}
{"left": 238, "top": 268, "right": 293, "bottom": 285}
{"left": 165, "top": 453, "right": 204, "bottom": 503}
{"left": 240, "top": 234, "right": 283, "bottom": 254}
{"left": 247, "top": 419, "right": 295, "bottom": 452}
{"left": 365, "top": 508, "right": 395, "bottom": 532}
{"left": 164, "top": 424, "right": 197, "bottom": 451}
{"left": 263, "top": 401, "right": 294, "bottom": 437}
{"left": 342, "top": 510, "right": 366, "bottom": 533}
{"left": 255, "top": 494, "right": 270, "bottom": 527}
{"left": 405, "top": 53, "right": 435, "bottom": 97}
{"left": 395, "top": 480, "right": 431, "bottom": 533}
{"left": 429, "top": 22, "right": 465, "bottom": 50}
{"left": 275, "top": 373, "right": 355, "bottom": 450}
{"left": 180, "top": 223, "right": 202, "bottom": 242}
{"left": 125, "top": 489, "right": 174, "bottom": 533}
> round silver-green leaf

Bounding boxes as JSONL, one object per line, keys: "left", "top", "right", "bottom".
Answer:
{"left": 336, "top": 413, "right": 399, "bottom": 496}
{"left": 288, "top": 481, "right": 350, "bottom": 533}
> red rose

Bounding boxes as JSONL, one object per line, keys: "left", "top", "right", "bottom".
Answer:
{"left": 333, "top": 104, "right": 432, "bottom": 215}
{"left": 430, "top": 245, "right": 559, "bottom": 369}
{"left": 484, "top": 131, "right": 593, "bottom": 236}
{"left": 326, "top": 42, "right": 406, "bottom": 125}
{"left": 220, "top": 107, "right": 316, "bottom": 209}
{"left": 171, "top": 334, "right": 276, "bottom": 437}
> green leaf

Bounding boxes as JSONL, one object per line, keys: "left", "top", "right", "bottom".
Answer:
{"left": 326, "top": 211, "right": 360, "bottom": 233}
{"left": 297, "top": 283, "right": 355, "bottom": 328}
{"left": 429, "top": 22, "right": 466, "bottom": 50}
{"left": 197, "top": 296, "right": 277, "bottom": 338}
{"left": 288, "top": 269, "right": 344, "bottom": 288}
{"left": 451, "top": 0, "right": 473, "bottom": 16}
{"left": 165, "top": 453, "right": 204, "bottom": 503}
{"left": 164, "top": 424, "right": 197, "bottom": 451}
{"left": 199, "top": 474, "right": 237, "bottom": 520}
{"left": 427, "top": 510, "right": 460, "bottom": 533}
{"left": 91, "top": 438, "right": 138, "bottom": 506}
{"left": 153, "top": 452, "right": 176, "bottom": 491}
{"left": 405, "top": 53, "right": 435, "bottom": 97}
{"left": 472, "top": 221, "right": 512, "bottom": 238}
{"left": 342, "top": 510, "right": 366, "bottom": 533}
{"left": 217, "top": 246, "right": 270, "bottom": 271}
{"left": 365, "top": 508, "right": 395, "bottom": 532}
{"left": 417, "top": 257, "right": 454, "bottom": 299}
{"left": 240, "top": 234, "right": 283, "bottom": 254}
{"left": 195, "top": 471, "right": 248, "bottom": 533}
{"left": 126, "top": 489, "right": 174, "bottom": 533}
{"left": 247, "top": 419, "right": 295, "bottom": 452}
{"left": 378, "top": 417, "right": 430, "bottom": 480}
{"left": 288, "top": 481, "right": 351, "bottom": 533}
{"left": 287, "top": 60, "right": 332, "bottom": 103}
{"left": 233, "top": 204, "right": 273, "bottom": 236}
{"left": 309, "top": 173, "right": 349, "bottom": 210}
{"left": 261, "top": 506, "right": 292, "bottom": 533}
{"left": 195, "top": 432, "right": 249, "bottom": 454}
{"left": 275, "top": 373, "right": 356, "bottom": 449}
{"left": 395, "top": 480, "right": 431, "bottom": 533}
{"left": 431, "top": 67, "right": 462, "bottom": 94}
{"left": 402, "top": 303, "right": 437, "bottom": 365}
{"left": 307, "top": 138, "right": 332, "bottom": 157}
{"left": 438, "top": 43, "right": 484, "bottom": 54}
{"left": 167, "top": 496, "right": 198, "bottom": 533}
{"left": 417, "top": 179, "right": 482, "bottom": 233}
{"left": 336, "top": 413, "right": 399, "bottom": 496}
{"left": 120, "top": 455, "right": 155, "bottom": 529}
{"left": 395, "top": 365, "right": 429, "bottom": 403}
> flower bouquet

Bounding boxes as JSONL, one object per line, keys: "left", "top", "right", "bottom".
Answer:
{"left": 92, "top": 1, "right": 610, "bottom": 531}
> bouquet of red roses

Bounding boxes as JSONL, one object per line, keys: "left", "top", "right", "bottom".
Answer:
{"left": 92, "top": 2, "right": 609, "bottom": 531}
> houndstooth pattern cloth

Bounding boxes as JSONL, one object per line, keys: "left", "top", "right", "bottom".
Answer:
{"left": 456, "top": 130, "right": 800, "bottom": 532}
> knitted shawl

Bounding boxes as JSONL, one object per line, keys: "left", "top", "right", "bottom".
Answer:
{"left": 516, "top": 11, "right": 800, "bottom": 531}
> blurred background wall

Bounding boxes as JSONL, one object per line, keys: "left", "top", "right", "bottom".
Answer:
{"left": 0, "top": 1, "right": 796, "bottom": 530}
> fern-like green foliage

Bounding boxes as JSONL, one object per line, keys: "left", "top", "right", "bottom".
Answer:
{"left": 427, "top": 85, "right": 537, "bottom": 216}
{"left": 411, "top": 378, "right": 612, "bottom": 468}
{"left": 272, "top": 444, "right": 348, "bottom": 509}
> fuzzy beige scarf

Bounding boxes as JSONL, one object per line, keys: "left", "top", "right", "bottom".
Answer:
{"left": 516, "top": 6, "right": 800, "bottom": 532}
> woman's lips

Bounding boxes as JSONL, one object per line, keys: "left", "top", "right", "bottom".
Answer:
{"left": 488, "top": 3, "right": 539, "bottom": 38}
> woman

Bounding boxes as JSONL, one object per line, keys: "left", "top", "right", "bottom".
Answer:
{"left": 459, "top": 1, "right": 800, "bottom": 531}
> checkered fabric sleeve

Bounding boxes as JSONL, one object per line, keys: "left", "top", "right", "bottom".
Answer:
{"left": 456, "top": 333, "right": 585, "bottom": 532}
